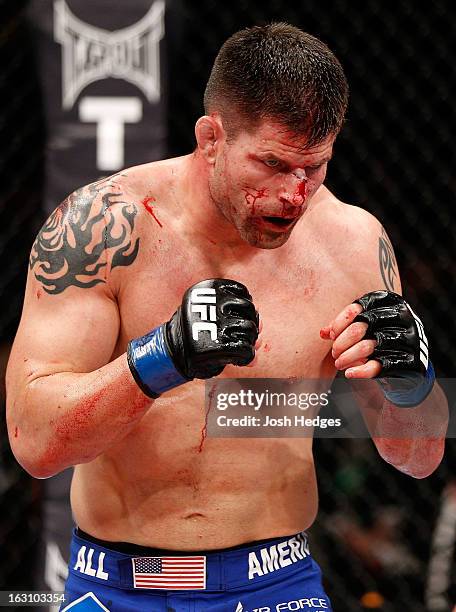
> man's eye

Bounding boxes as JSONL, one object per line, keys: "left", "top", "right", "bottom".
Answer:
{"left": 263, "top": 159, "right": 281, "bottom": 168}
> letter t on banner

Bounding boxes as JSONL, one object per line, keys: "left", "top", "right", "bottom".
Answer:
{"left": 79, "top": 96, "right": 143, "bottom": 170}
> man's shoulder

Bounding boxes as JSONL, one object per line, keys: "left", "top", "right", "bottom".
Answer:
{"left": 33, "top": 164, "right": 170, "bottom": 296}
{"left": 314, "top": 186, "right": 400, "bottom": 295}
{"left": 51, "top": 172, "right": 141, "bottom": 245}
{"left": 314, "top": 185, "right": 381, "bottom": 234}
{"left": 55, "top": 158, "right": 182, "bottom": 233}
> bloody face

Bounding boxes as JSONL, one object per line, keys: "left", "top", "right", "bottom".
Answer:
{"left": 208, "top": 121, "right": 335, "bottom": 249}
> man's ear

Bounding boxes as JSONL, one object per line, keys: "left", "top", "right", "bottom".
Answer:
{"left": 195, "top": 114, "right": 225, "bottom": 163}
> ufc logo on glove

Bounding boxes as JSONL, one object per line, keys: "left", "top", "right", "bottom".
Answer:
{"left": 191, "top": 287, "right": 218, "bottom": 340}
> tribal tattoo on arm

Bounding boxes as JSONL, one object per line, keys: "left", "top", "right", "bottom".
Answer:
{"left": 29, "top": 178, "right": 140, "bottom": 294}
{"left": 378, "top": 227, "right": 399, "bottom": 292}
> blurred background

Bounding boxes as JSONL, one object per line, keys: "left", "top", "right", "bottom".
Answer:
{"left": 0, "top": 1, "right": 455, "bottom": 610}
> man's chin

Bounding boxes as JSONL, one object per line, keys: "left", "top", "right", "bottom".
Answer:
{"left": 241, "top": 227, "right": 293, "bottom": 249}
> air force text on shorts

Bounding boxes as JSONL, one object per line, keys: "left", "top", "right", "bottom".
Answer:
{"left": 237, "top": 597, "right": 329, "bottom": 611}
{"left": 237, "top": 601, "right": 329, "bottom": 611}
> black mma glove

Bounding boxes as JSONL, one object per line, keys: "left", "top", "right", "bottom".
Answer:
{"left": 127, "top": 279, "right": 259, "bottom": 398}
{"left": 354, "top": 290, "right": 434, "bottom": 407}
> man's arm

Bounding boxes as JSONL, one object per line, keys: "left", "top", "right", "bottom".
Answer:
{"left": 323, "top": 208, "right": 448, "bottom": 478}
{"left": 6, "top": 180, "right": 260, "bottom": 479}
{"left": 6, "top": 182, "right": 151, "bottom": 478}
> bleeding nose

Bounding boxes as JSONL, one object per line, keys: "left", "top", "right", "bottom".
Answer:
{"left": 280, "top": 171, "right": 308, "bottom": 207}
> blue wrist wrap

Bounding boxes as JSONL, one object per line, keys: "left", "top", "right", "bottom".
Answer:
{"left": 127, "top": 325, "right": 188, "bottom": 397}
{"left": 377, "top": 362, "right": 435, "bottom": 408}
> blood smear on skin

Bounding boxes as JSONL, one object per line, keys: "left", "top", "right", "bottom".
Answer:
{"left": 297, "top": 180, "right": 307, "bottom": 200}
{"left": 198, "top": 383, "right": 217, "bottom": 453}
{"left": 142, "top": 197, "right": 163, "bottom": 228}
{"left": 320, "top": 327, "right": 331, "bottom": 340}
{"left": 55, "top": 390, "right": 104, "bottom": 439}
{"left": 243, "top": 187, "right": 268, "bottom": 215}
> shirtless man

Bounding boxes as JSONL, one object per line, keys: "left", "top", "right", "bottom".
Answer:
{"left": 6, "top": 23, "right": 447, "bottom": 611}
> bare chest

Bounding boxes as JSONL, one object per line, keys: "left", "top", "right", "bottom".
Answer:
{"left": 115, "top": 237, "right": 353, "bottom": 378}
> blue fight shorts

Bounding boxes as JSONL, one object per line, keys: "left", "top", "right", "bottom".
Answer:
{"left": 61, "top": 528, "right": 332, "bottom": 611}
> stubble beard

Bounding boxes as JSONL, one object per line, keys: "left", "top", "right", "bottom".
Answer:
{"left": 209, "top": 177, "right": 292, "bottom": 250}
{"left": 240, "top": 217, "right": 294, "bottom": 249}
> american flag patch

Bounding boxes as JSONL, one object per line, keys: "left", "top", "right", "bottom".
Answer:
{"left": 132, "top": 555, "right": 206, "bottom": 590}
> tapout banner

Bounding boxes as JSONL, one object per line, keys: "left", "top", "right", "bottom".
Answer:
{"left": 28, "top": 0, "right": 168, "bottom": 212}
{"left": 26, "top": 2, "right": 169, "bottom": 605}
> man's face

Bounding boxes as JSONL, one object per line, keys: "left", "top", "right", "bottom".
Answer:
{"left": 208, "top": 120, "right": 335, "bottom": 249}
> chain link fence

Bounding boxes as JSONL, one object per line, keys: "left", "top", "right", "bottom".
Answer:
{"left": 168, "top": 6, "right": 456, "bottom": 606}
{"left": 1, "top": 1, "right": 455, "bottom": 609}
{"left": 0, "top": 0, "right": 44, "bottom": 595}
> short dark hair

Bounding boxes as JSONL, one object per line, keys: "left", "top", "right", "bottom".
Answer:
{"left": 204, "top": 22, "right": 349, "bottom": 146}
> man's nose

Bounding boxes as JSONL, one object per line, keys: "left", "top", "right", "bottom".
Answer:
{"left": 279, "top": 170, "right": 308, "bottom": 206}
